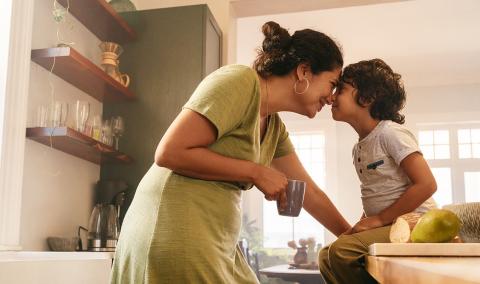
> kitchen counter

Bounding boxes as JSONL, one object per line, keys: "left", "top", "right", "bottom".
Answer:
{"left": 0, "top": 251, "right": 114, "bottom": 261}
{"left": 366, "top": 255, "right": 480, "bottom": 284}
{"left": 0, "top": 251, "right": 114, "bottom": 284}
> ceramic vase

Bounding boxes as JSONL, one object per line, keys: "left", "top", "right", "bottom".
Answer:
{"left": 108, "top": 0, "right": 136, "bottom": 13}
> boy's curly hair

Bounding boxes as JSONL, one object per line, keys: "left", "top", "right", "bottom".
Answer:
{"left": 341, "top": 58, "right": 406, "bottom": 124}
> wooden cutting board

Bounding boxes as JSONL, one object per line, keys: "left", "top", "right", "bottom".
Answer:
{"left": 369, "top": 243, "right": 480, "bottom": 256}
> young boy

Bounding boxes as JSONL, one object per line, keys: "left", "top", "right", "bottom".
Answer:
{"left": 319, "top": 59, "right": 437, "bottom": 284}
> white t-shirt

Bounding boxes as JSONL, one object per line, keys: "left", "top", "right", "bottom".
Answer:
{"left": 353, "top": 120, "right": 436, "bottom": 217}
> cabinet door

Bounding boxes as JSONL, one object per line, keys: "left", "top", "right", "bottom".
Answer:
{"left": 204, "top": 16, "right": 221, "bottom": 77}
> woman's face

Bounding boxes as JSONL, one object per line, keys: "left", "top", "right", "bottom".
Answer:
{"left": 296, "top": 67, "right": 341, "bottom": 118}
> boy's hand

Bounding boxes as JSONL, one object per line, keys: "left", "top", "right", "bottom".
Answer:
{"left": 342, "top": 227, "right": 354, "bottom": 235}
{"left": 347, "top": 216, "right": 384, "bottom": 234}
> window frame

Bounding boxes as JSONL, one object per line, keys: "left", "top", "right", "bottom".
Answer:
{"left": 262, "top": 131, "right": 327, "bottom": 248}
{"left": 417, "top": 122, "right": 480, "bottom": 204}
{"left": 242, "top": 116, "right": 338, "bottom": 249}
{"left": 418, "top": 129, "right": 451, "bottom": 160}
{"left": 457, "top": 128, "right": 480, "bottom": 159}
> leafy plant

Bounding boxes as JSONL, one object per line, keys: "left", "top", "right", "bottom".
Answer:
{"left": 240, "top": 214, "right": 294, "bottom": 284}
{"left": 240, "top": 214, "right": 263, "bottom": 251}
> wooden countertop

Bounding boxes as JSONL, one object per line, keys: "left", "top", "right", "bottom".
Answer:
{"left": 366, "top": 255, "right": 480, "bottom": 284}
{"left": 260, "top": 264, "right": 323, "bottom": 284}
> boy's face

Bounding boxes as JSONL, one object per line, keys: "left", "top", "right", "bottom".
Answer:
{"left": 331, "top": 82, "right": 364, "bottom": 122}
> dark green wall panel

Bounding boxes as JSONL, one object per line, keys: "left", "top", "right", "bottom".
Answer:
{"left": 100, "top": 5, "right": 221, "bottom": 216}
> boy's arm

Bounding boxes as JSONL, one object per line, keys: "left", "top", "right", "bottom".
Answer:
{"left": 347, "top": 152, "right": 436, "bottom": 234}
{"left": 377, "top": 126, "right": 437, "bottom": 225}
{"left": 271, "top": 152, "right": 351, "bottom": 236}
{"left": 377, "top": 152, "right": 436, "bottom": 224}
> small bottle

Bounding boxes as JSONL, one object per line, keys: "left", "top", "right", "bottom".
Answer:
{"left": 92, "top": 115, "right": 102, "bottom": 141}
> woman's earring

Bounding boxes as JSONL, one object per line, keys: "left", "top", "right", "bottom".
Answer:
{"left": 294, "top": 78, "right": 310, "bottom": 95}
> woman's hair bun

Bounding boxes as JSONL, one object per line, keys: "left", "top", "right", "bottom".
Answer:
{"left": 261, "top": 21, "right": 291, "bottom": 53}
{"left": 253, "top": 21, "right": 343, "bottom": 78}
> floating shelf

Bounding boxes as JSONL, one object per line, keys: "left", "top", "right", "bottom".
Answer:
{"left": 31, "top": 47, "right": 135, "bottom": 102}
{"left": 26, "top": 127, "right": 133, "bottom": 165}
{"left": 56, "top": 0, "right": 136, "bottom": 43}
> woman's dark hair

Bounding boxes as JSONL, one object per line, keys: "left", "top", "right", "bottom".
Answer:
{"left": 253, "top": 21, "right": 343, "bottom": 78}
{"left": 341, "top": 58, "right": 406, "bottom": 124}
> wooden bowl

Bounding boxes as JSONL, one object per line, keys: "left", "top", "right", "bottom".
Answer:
{"left": 443, "top": 202, "right": 480, "bottom": 243}
{"left": 47, "top": 237, "right": 79, "bottom": 251}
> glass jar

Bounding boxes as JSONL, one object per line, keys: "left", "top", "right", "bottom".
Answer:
{"left": 108, "top": 0, "right": 137, "bottom": 13}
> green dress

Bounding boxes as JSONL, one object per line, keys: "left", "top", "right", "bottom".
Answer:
{"left": 110, "top": 65, "right": 294, "bottom": 283}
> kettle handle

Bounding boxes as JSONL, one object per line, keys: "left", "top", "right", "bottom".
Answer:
{"left": 121, "top": 74, "right": 130, "bottom": 87}
{"left": 77, "top": 226, "right": 88, "bottom": 251}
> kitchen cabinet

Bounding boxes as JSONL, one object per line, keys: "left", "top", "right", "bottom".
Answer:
{"left": 100, "top": 5, "right": 222, "bottom": 219}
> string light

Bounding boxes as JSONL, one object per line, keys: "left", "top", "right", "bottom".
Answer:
{"left": 45, "top": 0, "right": 72, "bottom": 176}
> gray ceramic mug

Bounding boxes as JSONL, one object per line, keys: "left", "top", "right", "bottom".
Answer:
{"left": 277, "top": 179, "right": 306, "bottom": 217}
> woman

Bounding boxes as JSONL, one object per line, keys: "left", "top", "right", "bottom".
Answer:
{"left": 111, "top": 21, "right": 351, "bottom": 284}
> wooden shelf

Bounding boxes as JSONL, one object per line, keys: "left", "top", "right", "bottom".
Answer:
{"left": 31, "top": 47, "right": 135, "bottom": 102}
{"left": 56, "top": 0, "right": 136, "bottom": 43}
{"left": 26, "top": 127, "right": 133, "bottom": 165}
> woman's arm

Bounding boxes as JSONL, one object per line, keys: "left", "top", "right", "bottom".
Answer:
{"left": 155, "top": 109, "right": 288, "bottom": 200}
{"left": 271, "top": 152, "right": 351, "bottom": 237}
{"left": 348, "top": 152, "right": 436, "bottom": 233}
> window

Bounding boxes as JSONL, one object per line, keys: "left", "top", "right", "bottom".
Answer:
{"left": 464, "top": 172, "right": 480, "bottom": 202}
{"left": 458, "top": 128, "right": 480, "bottom": 159}
{"left": 418, "top": 124, "right": 480, "bottom": 207}
{"left": 430, "top": 168, "right": 452, "bottom": 207}
{"left": 263, "top": 132, "right": 325, "bottom": 248}
{"left": 419, "top": 130, "right": 450, "bottom": 159}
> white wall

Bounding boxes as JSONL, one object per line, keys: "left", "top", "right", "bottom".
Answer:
{"left": 405, "top": 84, "right": 480, "bottom": 116}
{"left": 236, "top": 0, "right": 480, "bottom": 88}
{"left": 21, "top": 0, "right": 104, "bottom": 250}
{"left": 236, "top": 0, "right": 480, "bottom": 242}
{"left": 0, "top": 0, "right": 13, "bottom": 160}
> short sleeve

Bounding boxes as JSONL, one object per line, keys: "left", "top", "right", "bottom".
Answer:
{"left": 273, "top": 119, "right": 295, "bottom": 158}
{"left": 183, "top": 65, "right": 257, "bottom": 139}
{"left": 380, "top": 124, "right": 421, "bottom": 165}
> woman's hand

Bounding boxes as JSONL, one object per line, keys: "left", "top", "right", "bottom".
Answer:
{"left": 252, "top": 165, "right": 288, "bottom": 204}
{"left": 271, "top": 152, "right": 351, "bottom": 237}
{"left": 345, "top": 216, "right": 384, "bottom": 234}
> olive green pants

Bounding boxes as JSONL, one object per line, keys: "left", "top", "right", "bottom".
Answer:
{"left": 318, "top": 226, "right": 391, "bottom": 284}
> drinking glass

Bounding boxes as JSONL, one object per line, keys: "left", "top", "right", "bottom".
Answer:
{"left": 75, "top": 100, "right": 90, "bottom": 133}
{"left": 50, "top": 101, "right": 68, "bottom": 127}
{"left": 101, "top": 119, "right": 113, "bottom": 146}
{"left": 112, "top": 116, "right": 125, "bottom": 150}
{"left": 36, "top": 105, "right": 48, "bottom": 127}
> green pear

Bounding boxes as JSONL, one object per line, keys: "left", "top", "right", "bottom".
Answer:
{"left": 411, "top": 209, "right": 461, "bottom": 243}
